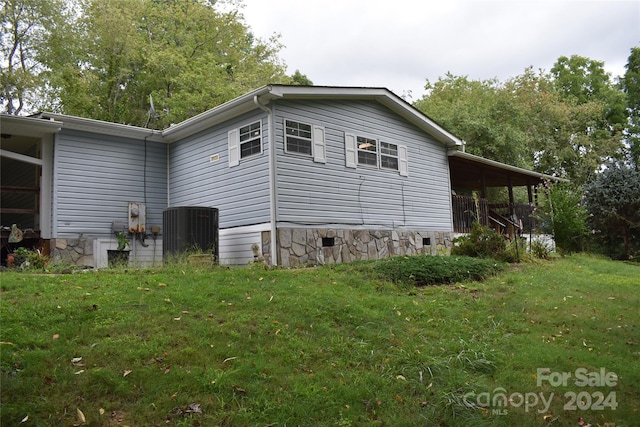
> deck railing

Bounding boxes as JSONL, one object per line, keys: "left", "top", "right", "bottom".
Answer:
{"left": 451, "top": 195, "right": 489, "bottom": 233}
{"left": 452, "top": 196, "right": 538, "bottom": 234}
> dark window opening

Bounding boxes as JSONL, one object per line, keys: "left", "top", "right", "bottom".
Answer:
{"left": 423, "top": 237, "right": 431, "bottom": 246}
{"left": 322, "top": 237, "right": 335, "bottom": 247}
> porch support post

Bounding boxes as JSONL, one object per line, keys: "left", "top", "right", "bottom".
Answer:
{"left": 481, "top": 170, "right": 487, "bottom": 199}
{"left": 508, "top": 175, "right": 517, "bottom": 233}
{"left": 507, "top": 175, "right": 515, "bottom": 212}
{"left": 508, "top": 175, "right": 521, "bottom": 261}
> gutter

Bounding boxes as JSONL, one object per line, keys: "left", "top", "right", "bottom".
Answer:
{"left": 254, "top": 93, "right": 279, "bottom": 266}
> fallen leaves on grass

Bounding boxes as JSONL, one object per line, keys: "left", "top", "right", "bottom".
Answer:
{"left": 233, "top": 385, "right": 247, "bottom": 394}
{"left": 77, "top": 408, "right": 86, "bottom": 423}
{"left": 169, "top": 403, "right": 202, "bottom": 416}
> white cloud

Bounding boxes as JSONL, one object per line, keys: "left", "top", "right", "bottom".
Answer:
{"left": 240, "top": 0, "right": 640, "bottom": 98}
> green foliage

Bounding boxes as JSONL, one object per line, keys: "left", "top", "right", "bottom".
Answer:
{"left": 290, "top": 69, "right": 313, "bottom": 86}
{"left": 414, "top": 73, "right": 533, "bottom": 168}
{"left": 414, "top": 56, "right": 629, "bottom": 185}
{"left": 533, "top": 182, "right": 589, "bottom": 254}
{"left": 9, "top": 247, "right": 49, "bottom": 270}
{"left": 583, "top": 163, "right": 640, "bottom": 259}
{"left": 35, "top": 0, "right": 292, "bottom": 127}
{"left": 451, "top": 222, "right": 518, "bottom": 262}
{"left": 623, "top": 47, "right": 640, "bottom": 169}
{"left": 375, "top": 254, "right": 506, "bottom": 287}
{"left": 115, "top": 231, "right": 130, "bottom": 251}
{"left": 1, "top": 0, "right": 70, "bottom": 114}
{"left": 529, "top": 238, "right": 552, "bottom": 259}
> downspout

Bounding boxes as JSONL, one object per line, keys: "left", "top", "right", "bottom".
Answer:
{"left": 166, "top": 143, "right": 171, "bottom": 207}
{"left": 254, "top": 95, "right": 278, "bottom": 266}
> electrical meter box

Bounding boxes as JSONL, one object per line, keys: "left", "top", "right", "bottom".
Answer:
{"left": 128, "top": 202, "right": 146, "bottom": 233}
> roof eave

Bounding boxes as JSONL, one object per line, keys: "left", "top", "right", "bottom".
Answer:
{"left": 268, "top": 85, "right": 464, "bottom": 148}
{"left": 40, "top": 113, "right": 164, "bottom": 142}
{"left": 162, "top": 86, "right": 273, "bottom": 142}
{"left": 448, "top": 149, "right": 569, "bottom": 183}
{"left": 162, "top": 85, "right": 465, "bottom": 147}
{"left": 0, "top": 114, "right": 63, "bottom": 138}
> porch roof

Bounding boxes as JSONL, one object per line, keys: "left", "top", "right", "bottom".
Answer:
{"left": 448, "top": 150, "right": 567, "bottom": 189}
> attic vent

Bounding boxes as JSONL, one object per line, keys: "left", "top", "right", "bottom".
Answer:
{"left": 322, "top": 237, "right": 335, "bottom": 247}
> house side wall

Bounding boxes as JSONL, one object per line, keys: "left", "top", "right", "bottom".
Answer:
{"left": 219, "top": 223, "right": 271, "bottom": 265}
{"left": 168, "top": 111, "right": 271, "bottom": 230}
{"left": 272, "top": 99, "right": 453, "bottom": 229}
{"left": 51, "top": 129, "right": 167, "bottom": 266}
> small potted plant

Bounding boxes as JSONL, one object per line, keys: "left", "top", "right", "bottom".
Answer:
{"left": 107, "top": 231, "right": 130, "bottom": 267}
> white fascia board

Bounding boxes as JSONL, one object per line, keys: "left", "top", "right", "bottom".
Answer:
{"left": 0, "top": 114, "right": 63, "bottom": 138}
{"left": 268, "top": 85, "right": 464, "bottom": 148}
{"left": 162, "top": 86, "right": 274, "bottom": 142}
{"left": 162, "top": 84, "right": 464, "bottom": 148}
{"left": 448, "top": 149, "right": 569, "bottom": 183}
{"left": 41, "top": 113, "right": 164, "bottom": 142}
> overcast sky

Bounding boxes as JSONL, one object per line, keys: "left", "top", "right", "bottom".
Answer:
{"left": 240, "top": 0, "right": 640, "bottom": 100}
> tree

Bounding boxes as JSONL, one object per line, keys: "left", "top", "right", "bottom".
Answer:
{"left": 0, "top": 0, "right": 68, "bottom": 114}
{"left": 583, "top": 163, "right": 640, "bottom": 259}
{"left": 413, "top": 73, "right": 533, "bottom": 168}
{"left": 42, "top": 0, "right": 290, "bottom": 128}
{"left": 414, "top": 55, "right": 629, "bottom": 185}
{"left": 533, "top": 182, "right": 589, "bottom": 254}
{"left": 623, "top": 47, "right": 640, "bottom": 169}
{"left": 290, "top": 70, "right": 313, "bottom": 86}
{"left": 550, "top": 55, "right": 628, "bottom": 182}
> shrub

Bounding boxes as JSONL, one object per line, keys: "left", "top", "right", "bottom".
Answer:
{"left": 583, "top": 163, "right": 640, "bottom": 260}
{"left": 376, "top": 254, "right": 506, "bottom": 287}
{"left": 533, "top": 182, "right": 589, "bottom": 254}
{"left": 530, "top": 238, "right": 552, "bottom": 259}
{"left": 451, "top": 222, "right": 508, "bottom": 259}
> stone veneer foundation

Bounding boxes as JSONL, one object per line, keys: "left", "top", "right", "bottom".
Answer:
{"left": 50, "top": 237, "right": 94, "bottom": 266}
{"left": 270, "top": 228, "right": 452, "bottom": 267}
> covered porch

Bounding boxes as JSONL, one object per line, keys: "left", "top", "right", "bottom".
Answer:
{"left": 448, "top": 150, "right": 562, "bottom": 236}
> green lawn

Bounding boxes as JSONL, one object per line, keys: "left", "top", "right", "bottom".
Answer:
{"left": 1, "top": 254, "right": 638, "bottom": 426}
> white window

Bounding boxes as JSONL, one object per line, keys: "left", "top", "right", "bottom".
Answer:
{"left": 239, "top": 121, "right": 262, "bottom": 159}
{"left": 285, "top": 120, "right": 312, "bottom": 156}
{"left": 344, "top": 132, "right": 408, "bottom": 176}
{"left": 284, "top": 119, "right": 326, "bottom": 163}
{"left": 228, "top": 121, "right": 262, "bottom": 167}
{"left": 357, "top": 136, "right": 378, "bottom": 167}
{"left": 380, "top": 141, "right": 398, "bottom": 170}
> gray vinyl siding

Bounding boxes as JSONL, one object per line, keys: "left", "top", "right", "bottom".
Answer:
{"left": 273, "top": 99, "right": 452, "bottom": 230}
{"left": 168, "top": 111, "right": 271, "bottom": 229}
{"left": 52, "top": 129, "right": 167, "bottom": 238}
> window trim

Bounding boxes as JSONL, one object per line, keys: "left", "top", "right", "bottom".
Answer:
{"left": 356, "top": 135, "right": 379, "bottom": 168}
{"left": 344, "top": 132, "right": 408, "bottom": 176}
{"left": 380, "top": 140, "right": 399, "bottom": 171}
{"left": 283, "top": 118, "right": 327, "bottom": 164}
{"left": 228, "top": 120, "right": 263, "bottom": 167}
{"left": 284, "top": 119, "right": 313, "bottom": 157}
{"left": 239, "top": 120, "right": 263, "bottom": 160}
